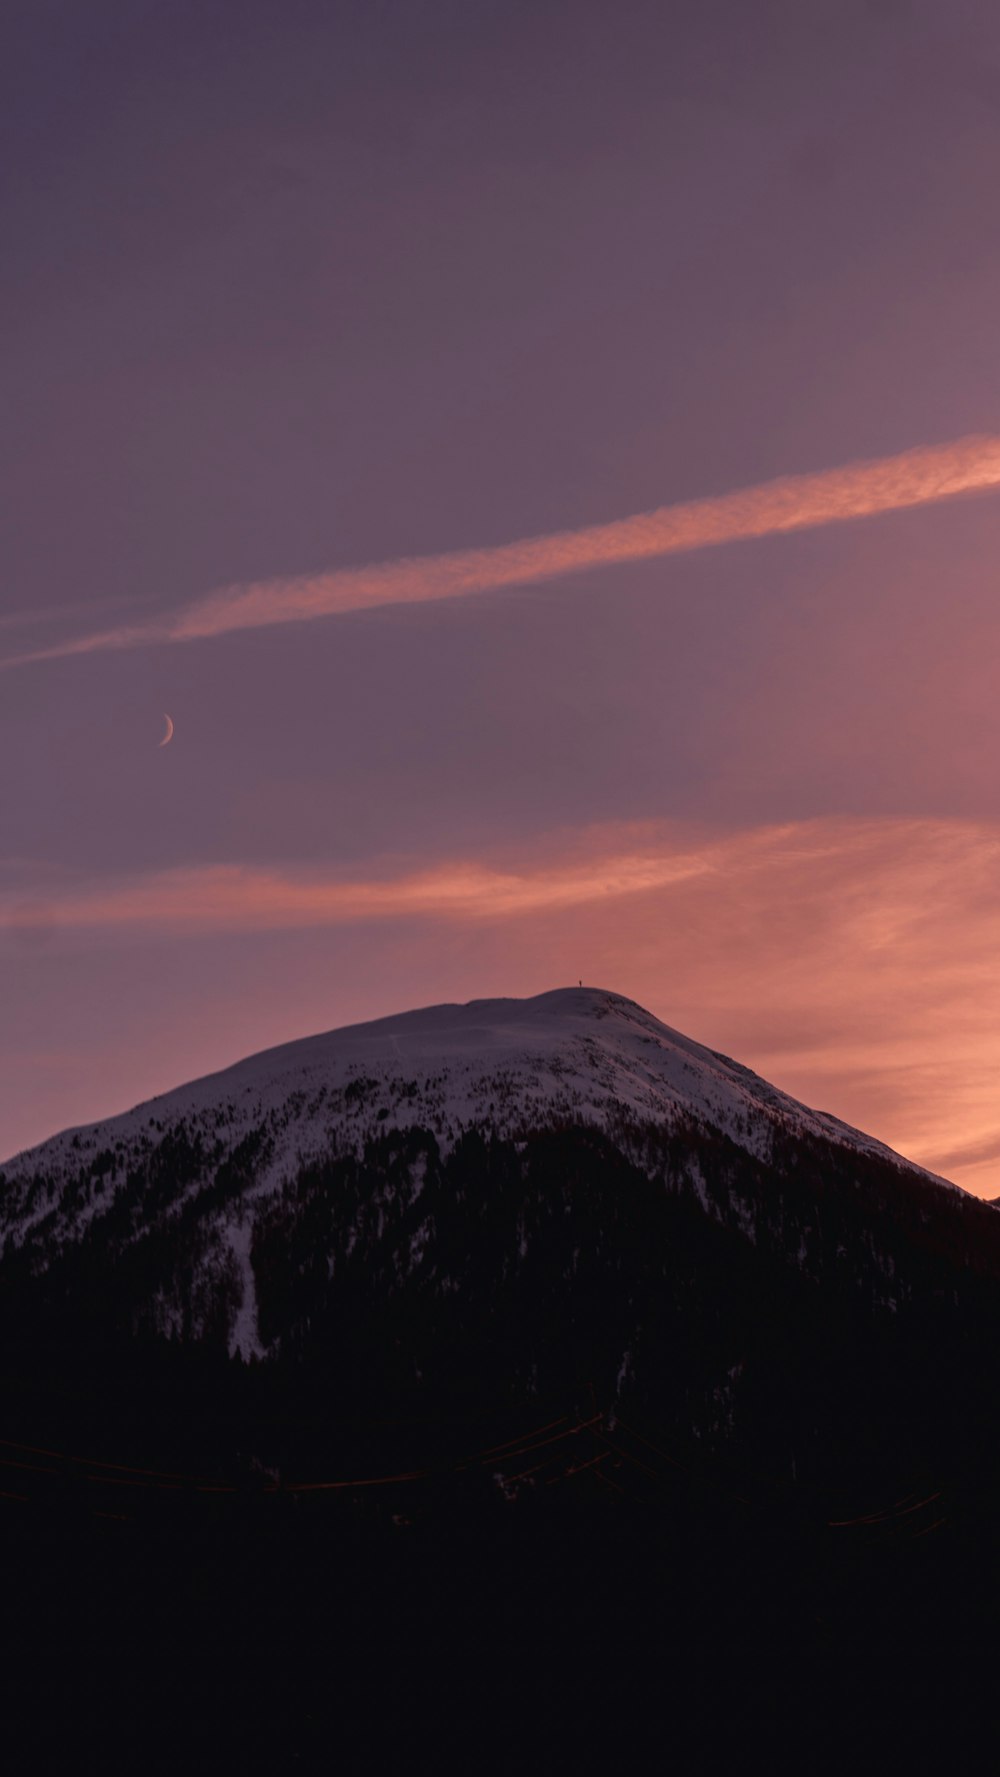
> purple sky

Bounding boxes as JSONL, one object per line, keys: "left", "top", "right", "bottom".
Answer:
{"left": 4, "top": 0, "right": 1000, "bottom": 1191}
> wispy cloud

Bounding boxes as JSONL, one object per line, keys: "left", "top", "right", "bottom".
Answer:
{"left": 7, "top": 433, "right": 1000, "bottom": 666}
{"left": 0, "top": 845, "right": 719, "bottom": 933}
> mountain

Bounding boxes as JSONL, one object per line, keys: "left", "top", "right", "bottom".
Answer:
{"left": 4, "top": 986, "right": 1000, "bottom": 1646}
{"left": 0, "top": 985, "right": 959, "bottom": 1355}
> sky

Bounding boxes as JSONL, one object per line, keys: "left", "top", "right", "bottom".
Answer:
{"left": 3, "top": 0, "right": 1000, "bottom": 1193}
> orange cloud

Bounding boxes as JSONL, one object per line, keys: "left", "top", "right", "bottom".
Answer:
{"left": 4, "top": 816, "right": 1000, "bottom": 1194}
{"left": 0, "top": 847, "right": 719, "bottom": 932}
{"left": 7, "top": 433, "right": 1000, "bottom": 665}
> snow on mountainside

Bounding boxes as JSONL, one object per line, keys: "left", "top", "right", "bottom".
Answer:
{"left": 0, "top": 986, "right": 953, "bottom": 1193}
{"left": 0, "top": 988, "right": 960, "bottom": 1360}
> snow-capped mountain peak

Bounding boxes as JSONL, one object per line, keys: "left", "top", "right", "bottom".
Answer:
{"left": 0, "top": 986, "right": 950, "bottom": 1190}
{"left": 0, "top": 987, "right": 959, "bottom": 1363}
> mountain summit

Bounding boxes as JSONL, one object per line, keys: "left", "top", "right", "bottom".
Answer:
{"left": 0, "top": 986, "right": 956, "bottom": 1360}
{"left": 0, "top": 983, "right": 951, "bottom": 1204}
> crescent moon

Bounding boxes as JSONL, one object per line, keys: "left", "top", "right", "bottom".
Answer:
{"left": 158, "top": 714, "right": 174, "bottom": 748}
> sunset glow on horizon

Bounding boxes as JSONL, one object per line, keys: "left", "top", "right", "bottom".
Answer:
{"left": 4, "top": 815, "right": 1000, "bottom": 1196}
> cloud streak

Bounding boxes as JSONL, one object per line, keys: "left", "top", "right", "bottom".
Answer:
{"left": 0, "top": 845, "right": 719, "bottom": 934}
{"left": 8, "top": 433, "right": 1000, "bottom": 666}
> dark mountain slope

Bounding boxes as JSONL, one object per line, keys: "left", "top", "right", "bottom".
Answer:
{"left": 2, "top": 987, "right": 999, "bottom": 1646}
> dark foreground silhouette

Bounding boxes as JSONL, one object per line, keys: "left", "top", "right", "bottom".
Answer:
{"left": 5, "top": 1115, "right": 1000, "bottom": 1770}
